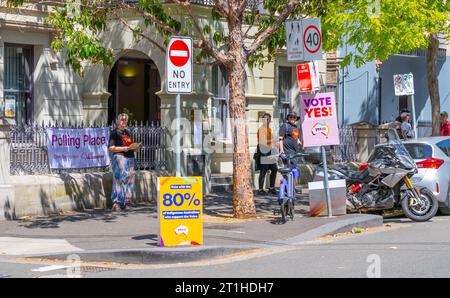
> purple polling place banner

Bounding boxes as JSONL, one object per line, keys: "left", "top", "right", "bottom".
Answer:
{"left": 46, "top": 128, "right": 111, "bottom": 169}
{"left": 300, "top": 92, "right": 340, "bottom": 148}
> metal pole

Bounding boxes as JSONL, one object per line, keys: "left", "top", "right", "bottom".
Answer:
{"left": 411, "top": 94, "right": 418, "bottom": 139}
{"left": 176, "top": 93, "right": 181, "bottom": 176}
{"left": 321, "top": 145, "right": 333, "bottom": 217}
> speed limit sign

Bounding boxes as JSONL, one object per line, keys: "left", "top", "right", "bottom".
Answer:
{"left": 302, "top": 18, "right": 322, "bottom": 61}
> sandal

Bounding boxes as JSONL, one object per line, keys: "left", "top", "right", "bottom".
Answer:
{"left": 111, "top": 203, "right": 121, "bottom": 211}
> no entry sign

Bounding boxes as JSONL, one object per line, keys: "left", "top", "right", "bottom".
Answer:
{"left": 166, "top": 37, "right": 193, "bottom": 94}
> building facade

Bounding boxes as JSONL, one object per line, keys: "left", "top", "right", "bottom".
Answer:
{"left": 337, "top": 41, "right": 450, "bottom": 137}
{"left": 0, "top": 1, "right": 329, "bottom": 183}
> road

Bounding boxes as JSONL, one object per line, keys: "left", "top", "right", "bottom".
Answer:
{"left": 1, "top": 216, "right": 450, "bottom": 278}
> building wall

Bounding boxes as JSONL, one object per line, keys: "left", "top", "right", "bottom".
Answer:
{"left": 338, "top": 43, "right": 450, "bottom": 137}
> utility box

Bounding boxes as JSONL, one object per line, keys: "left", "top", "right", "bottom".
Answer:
{"left": 308, "top": 179, "right": 347, "bottom": 217}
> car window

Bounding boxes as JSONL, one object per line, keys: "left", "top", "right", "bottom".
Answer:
{"left": 437, "top": 139, "right": 450, "bottom": 157}
{"left": 403, "top": 143, "right": 433, "bottom": 160}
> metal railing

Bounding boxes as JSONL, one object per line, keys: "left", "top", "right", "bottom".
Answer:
{"left": 334, "top": 126, "right": 358, "bottom": 163}
{"left": 10, "top": 121, "right": 167, "bottom": 175}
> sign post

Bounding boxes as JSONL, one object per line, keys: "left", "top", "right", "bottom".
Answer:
{"left": 166, "top": 37, "right": 193, "bottom": 176}
{"left": 394, "top": 73, "right": 417, "bottom": 139}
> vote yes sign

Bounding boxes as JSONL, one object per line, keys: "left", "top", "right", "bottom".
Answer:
{"left": 300, "top": 92, "right": 340, "bottom": 148}
{"left": 166, "top": 37, "right": 193, "bottom": 94}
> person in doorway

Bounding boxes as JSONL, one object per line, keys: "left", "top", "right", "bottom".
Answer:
{"left": 257, "top": 113, "right": 278, "bottom": 195}
{"left": 400, "top": 111, "right": 414, "bottom": 139}
{"left": 108, "top": 113, "right": 136, "bottom": 211}
{"left": 440, "top": 111, "right": 450, "bottom": 136}
{"left": 279, "top": 111, "right": 302, "bottom": 168}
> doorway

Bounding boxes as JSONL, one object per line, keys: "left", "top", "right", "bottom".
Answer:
{"left": 108, "top": 57, "right": 161, "bottom": 125}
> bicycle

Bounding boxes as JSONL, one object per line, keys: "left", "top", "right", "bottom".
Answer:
{"left": 276, "top": 152, "right": 307, "bottom": 223}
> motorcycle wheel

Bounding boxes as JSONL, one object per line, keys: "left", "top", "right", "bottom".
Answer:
{"left": 401, "top": 188, "right": 438, "bottom": 222}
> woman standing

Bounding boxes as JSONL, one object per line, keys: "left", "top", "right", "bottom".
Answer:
{"left": 108, "top": 113, "right": 136, "bottom": 211}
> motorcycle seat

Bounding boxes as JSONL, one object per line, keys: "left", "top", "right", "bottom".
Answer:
{"left": 336, "top": 168, "right": 370, "bottom": 182}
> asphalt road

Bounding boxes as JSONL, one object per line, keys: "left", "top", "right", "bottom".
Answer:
{"left": 1, "top": 215, "right": 450, "bottom": 278}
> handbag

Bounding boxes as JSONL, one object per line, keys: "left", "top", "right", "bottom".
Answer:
{"left": 253, "top": 145, "right": 261, "bottom": 171}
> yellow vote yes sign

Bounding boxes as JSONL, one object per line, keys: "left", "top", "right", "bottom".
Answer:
{"left": 157, "top": 177, "right": 203, "bottom": 247}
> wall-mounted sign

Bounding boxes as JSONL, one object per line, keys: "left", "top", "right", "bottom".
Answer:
{"left": 4, "top": 95, "right": 16, "bottom": 118}
{"left": 46, "top": 128, "right": 111, "bottom": 169}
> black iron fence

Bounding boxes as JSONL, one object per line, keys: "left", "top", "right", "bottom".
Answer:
{"left": 10, "top": 121, "right": 167, "bottom": 175}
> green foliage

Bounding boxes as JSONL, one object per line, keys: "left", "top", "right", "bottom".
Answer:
{"left": 322, "top": 0, "right": 450, "bottom": 67}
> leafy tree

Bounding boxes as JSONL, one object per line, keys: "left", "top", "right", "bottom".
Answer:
{"left": 323, "top": 0, "right": 450, "bottom": 136}
{"left": 6, "top": 0, "right": 329, "bottom": 218}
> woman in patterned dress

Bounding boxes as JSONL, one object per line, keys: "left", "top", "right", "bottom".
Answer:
{"left": 108, "top": 113, "right": 136, "bottom": 211}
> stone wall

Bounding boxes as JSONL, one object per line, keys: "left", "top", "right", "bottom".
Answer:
{"left": 3, "top": 170, "right": 160, "bottom": 220}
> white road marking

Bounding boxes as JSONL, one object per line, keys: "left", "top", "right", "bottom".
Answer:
{"left": 32, "top": 265, "right": 71, "bottom": 272}
{"left": 0, "top": 237, "right": 83, "bottom": 255}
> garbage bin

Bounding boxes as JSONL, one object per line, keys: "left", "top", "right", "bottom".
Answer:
{"left": 308, "top": 179, "right": 347, "bottom": 217}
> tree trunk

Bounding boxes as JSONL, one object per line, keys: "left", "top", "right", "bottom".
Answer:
{"left": 427, "top": 33, "right": 441, "bottom": 136}
{"left": 226, "top": 6, "right": 256, "bottom": 218}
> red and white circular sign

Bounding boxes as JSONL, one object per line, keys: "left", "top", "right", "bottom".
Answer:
{"left": 303, "top": 25, "right": 322, "bottom": 54}
{"left": 169, "top": 40, "right": 190, "bottom": 67}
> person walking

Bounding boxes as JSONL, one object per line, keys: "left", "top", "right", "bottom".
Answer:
{"left": 257, "top": 113, "right": 278, "bottom": 195}
{"left": 440, "top": 111, "right": 450, "bottom": 136}
{"left": 400, "top": 111, "right": 414, "bottom": 140}
{"left": 108, "top": 113, "right": 136, "bottom": 211}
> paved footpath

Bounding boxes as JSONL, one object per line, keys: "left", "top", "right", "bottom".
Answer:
{"left": 0, "top": 192, "right": 382, "bottom": 264}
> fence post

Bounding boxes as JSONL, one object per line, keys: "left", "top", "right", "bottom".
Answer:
{"left": 0, "top": 120, "right": 15, "bottom": 220}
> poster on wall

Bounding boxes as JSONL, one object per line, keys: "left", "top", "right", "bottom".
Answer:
{"left": 300, "top": 92, "right": 340, "bottom": 148}
{"left": 4, "top": 95, "right": 16, "bottom": 118}
{"left": 46, "top": 128, "right": 111, "bottom": 169}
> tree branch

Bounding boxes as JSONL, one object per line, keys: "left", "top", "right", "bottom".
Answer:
{"left": 212, "top": 0, "right": 229, "bottom": 17}
{"left": 245, "top": 0, "right": 302, "bottom": 58}
{"left": 115, "top": 15, "right": 166, "bottom": 53}
{"left": 172, "top": 0, "right": 230, "bottom": 65}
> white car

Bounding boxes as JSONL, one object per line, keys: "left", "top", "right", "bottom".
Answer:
{"left": 403, "top": 137, "right": 450, "bottom": 215}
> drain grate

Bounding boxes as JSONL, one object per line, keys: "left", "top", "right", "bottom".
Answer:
{"left": 80, "top": 266, "right": 116, "bottom": 273}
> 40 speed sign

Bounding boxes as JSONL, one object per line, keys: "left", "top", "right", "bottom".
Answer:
{"left": 157, "top": 176, "right": 203, "bottom": 247}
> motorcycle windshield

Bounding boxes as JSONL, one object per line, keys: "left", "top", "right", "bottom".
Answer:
{"left": 386, "top": 128, "right": 417, "bottom": 171}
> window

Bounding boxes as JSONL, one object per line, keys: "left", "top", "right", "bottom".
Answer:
{"left": 404, "top": 143, "right": 433, "bottom": 160}
{"left": 278, "top": 66, "right": 293, "bottom": 122}
{"left": 437, "top": 139, "right": 450, "bottom": 157}
{"left": 3, "top": 44, "right": 33, "bottom": 124}
{"left": 212, "top": 65, "right": 230, "bottom": 140}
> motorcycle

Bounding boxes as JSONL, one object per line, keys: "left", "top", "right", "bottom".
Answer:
{"left": 314, "top": 128, "right": 438, "bottom": 222}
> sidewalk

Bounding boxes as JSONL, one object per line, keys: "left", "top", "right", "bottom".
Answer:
{"left": 0, "top": 192, "right": 383, "bottom": 264}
